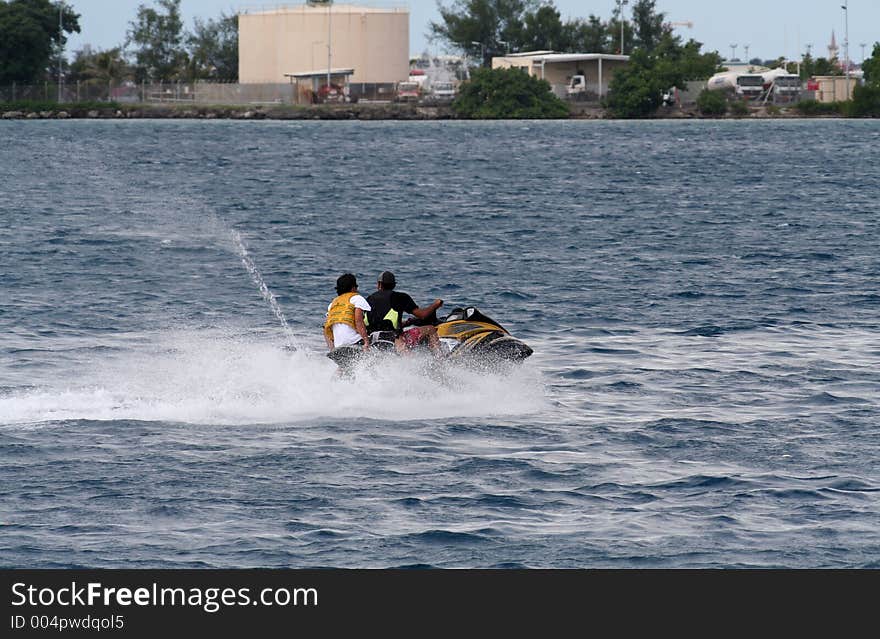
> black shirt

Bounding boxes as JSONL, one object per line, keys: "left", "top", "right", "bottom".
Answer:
{"left": 365, "top": 290, "right": 417, "bottom": 333}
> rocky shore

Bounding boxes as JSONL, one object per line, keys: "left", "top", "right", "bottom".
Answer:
{"left": 0, "top": 103, "right": 459, "bottom": 121}
{"left": 0, "top": 101, "right": 816, "bottom": 120}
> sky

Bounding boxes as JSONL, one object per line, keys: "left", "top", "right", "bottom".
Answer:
{"left": 63, "top": 0, "right": 880, "bottom": 64}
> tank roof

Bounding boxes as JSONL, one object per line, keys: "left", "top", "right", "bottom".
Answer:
{"left": 242, "top": 3, "right": 408, "bottom": 16}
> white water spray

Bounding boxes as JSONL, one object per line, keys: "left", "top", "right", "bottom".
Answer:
{"left": 230, "top": 229, "right": 300, "bottom": 352}
{"left": 0, "top": 330, "right": 547, "bottom": 425}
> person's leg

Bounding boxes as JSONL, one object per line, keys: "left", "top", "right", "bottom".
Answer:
{"left": 420, "top": 326, "right": 441, "bottom": 356}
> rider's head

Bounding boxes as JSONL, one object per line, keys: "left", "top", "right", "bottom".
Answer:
{"left": 378, "top": 271, "right": 396, "bottom": 291}
{"left": 336, "top": 273, "right": 357, "bottom": 295}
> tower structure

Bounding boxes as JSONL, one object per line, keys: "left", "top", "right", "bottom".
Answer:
{"left": 828, "top": 30, "right": 839, "bottom": 61}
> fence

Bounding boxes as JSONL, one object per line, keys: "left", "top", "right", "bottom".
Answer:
{"left": 0, "top": 81, "right": 297, "bottom": 106}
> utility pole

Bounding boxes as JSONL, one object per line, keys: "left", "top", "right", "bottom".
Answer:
{"left": 327, "top": 0, "right": 332, "bottom": 90}
{"left": 730, "top": 43, "right": 738, "bottom": 61}
{"left": 616, "top": 0, "right": 629, "bottom": 55}
{"left": 842, "top": 1, "right": 850, "bottom": 100}
{"left": 860, "top": 43, "right": 867, "bottom": 63}
{"left": 58, "top": 1, "right": 64, "bottom": 103}
{"left": 744, "top": 44, "right": 750, "bottom": 63}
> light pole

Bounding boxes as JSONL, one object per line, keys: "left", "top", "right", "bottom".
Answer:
{"left": 805, "top": 43, "right": 813, "bottom": 58}
{"left": 842, "top": 1, "right": 849, "bottom": 100}
{"left": 744, "top": 44, "right": 750, "bottom": 64}
{"left": 860, "top": 43, "right": 867, "bottom": 63}
{"left": 616, "top": 0, "right": 629, "bottom": 55}
{"left": 327, "top": 0, "right": 332, "bottom": 90}
{"left": 730, "top": 43, "right": 738, "bottom": 61}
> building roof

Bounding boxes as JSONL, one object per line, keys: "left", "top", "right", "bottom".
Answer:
{"left": 285, "top": 68, "right": 356, "bottom": 79}
{"left": 496, "top": 52, "right": 630, "bottom": 63}
{"left": 502, "top": 50, "right": 556, "bottom": 58}
{"left": 533, "top": 53, "right": 630, "bottom": 63}
{"left": 242, "top": 3, "right": 408, "bottom": 16}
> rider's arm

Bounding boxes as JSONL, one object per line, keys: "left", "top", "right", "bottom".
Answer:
{"left": 354, "top": 308, "right": 370, "bottom": 350}
{"left": 411, "top": 299, "right": 443, "bottom": 320}
{"left": 324, "top": 319, "right": 335, "bottom": 349}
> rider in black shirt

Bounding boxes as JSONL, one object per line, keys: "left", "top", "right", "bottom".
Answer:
{"left": 365, "top": 271, "right": 443, "bottom": 355}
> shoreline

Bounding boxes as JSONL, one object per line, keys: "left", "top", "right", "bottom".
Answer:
{"left": 0, "top": 102, "right": 864, "bottom": 121}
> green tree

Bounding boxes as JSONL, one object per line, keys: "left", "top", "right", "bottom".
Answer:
{"left": 430, "top": 0, "right": 538, "bottom": 66}
{"left": 187, "top": 12, "right": 238, "bottom": 81}
{"left": 762, "top": 57, "right": 786, "bottom": 69}
{"left": 630, "top": 0, "right": 668, "bottom": 53}
{"left": 605, "top": 31, "right": 718, "bottom": 118}
{"left": 604, "top": 47, "right": 668, "bottom": 117}
{"left": 562, "top": 15, "right": 608, "bottom": 53}
{"left": 0, "top": 0, "right": 80, "bottom": 84}
{"left": 607, "top": 8, "right": 634, "bottom": 55}
{"left": 676, "top": 39, "right": 722, "bottom": 80}
{"left": 452, "top": 66, "right": 569, "bottom": 118}
{"left": 849, "top": 43, "right": 880, "bottom": 116}
{"left": 521, "top": 4, "right": 564, "bottom": 52}
{"left": 849, "top": 83, "right": 880, "bottom": 117}
{"left": 800, "top": 55, "right": 842, "bottom": 78}
{"left": 68, "top": 45, "right": 130, "bottom": 85}
{"left": 861, "top": 42, "right": 880, "bottom": 84}
{"left": 515, "top": 6, "right": 611, "bottom": 55}
{"left": 127, "top": 0, "right": 187, "bottom": 82}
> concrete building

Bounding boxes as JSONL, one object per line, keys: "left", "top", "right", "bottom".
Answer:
{"left": 812, "top": 75, "right": 859, "bottom": 102}
{"left": 492, "top": 51, "right": 630, "bottom": 99}
{"left": 238, "top": 3, "right": 409, "bottom": 84}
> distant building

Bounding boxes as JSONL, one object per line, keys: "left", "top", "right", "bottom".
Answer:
{"left": 828, "top": 30, "right": 839, "bottom": 62}
{"left": 492, "top": 52, "right": 630, "bottom": 99}
{"left": 238, "top": 3, "right": 409, "bottom": 85}
{"left": 812, "top": 75, "right": 859, "bottom": 103}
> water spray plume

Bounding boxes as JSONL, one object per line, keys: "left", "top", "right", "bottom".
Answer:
{"left": 230, "top": 229, "right": 300, "bottom": 352}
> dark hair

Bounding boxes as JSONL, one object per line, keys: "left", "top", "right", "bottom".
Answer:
{"left": 336, "top": 273, "right": 357, "bottom": 295}
{"left": 378, "top": 270, "right": 396, "bottom": 290}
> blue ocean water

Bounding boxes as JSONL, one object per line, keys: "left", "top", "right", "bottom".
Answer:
{"left": 1, "top": 118, "right": 879, "bottom": 568}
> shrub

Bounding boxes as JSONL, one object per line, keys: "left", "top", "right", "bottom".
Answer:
{"left": 0, "top": 100, "right": 121, "bottom": 112}
{"left": 696, "top": 89, "right": 727, "bottom": 116}
{"left": 452, "top": 67, "right": 569, "bottom": 119}
{"left": 849, "top": 83, "right": 880, "bottom": 117}
{"left": 728, "top": 100, "right": 749, "bottom": 116}
{"left": 794, "top": 99, "right": 846, "bottom": 116}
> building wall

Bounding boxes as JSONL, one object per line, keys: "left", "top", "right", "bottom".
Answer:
{"left": 239, "top": 4, "right": 409, "bottom": 84}
{"left": 493, "top": 55, "right": 628, "bottom": 97}
{"left": 813, "top": 75, "right": 859, "bottom": 103}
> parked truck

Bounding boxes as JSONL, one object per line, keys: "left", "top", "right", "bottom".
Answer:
{"left": 394, "top": 81, "right": 421, "bottom": 103}
{"left": 566, "top": 74, "right": 589, "bottom": 100}
{"left": 429, "top": 81, "right": 456, "bottom": 103}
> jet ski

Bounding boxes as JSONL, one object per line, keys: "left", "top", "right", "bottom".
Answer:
{"left": 326, "top": 306, "right": 533, "bottom": 374}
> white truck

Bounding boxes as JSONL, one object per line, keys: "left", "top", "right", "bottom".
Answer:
{"left": 430, "top": 81, "right": 456, "bottom": 103}
{"left": 566, "top": 74, "right": 589, "bottom": 100}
